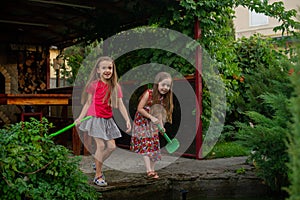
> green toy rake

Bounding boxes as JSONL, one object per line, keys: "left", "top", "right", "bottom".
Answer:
{"left": 48, "top": 116, "right": 92, "bottom": 138}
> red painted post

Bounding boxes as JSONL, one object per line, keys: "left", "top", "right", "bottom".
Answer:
{"left": 72, "top": 126, "right": 81, "bottom": 155}
{"left": 194, "top": 18, "right": 203, "bottom": 159}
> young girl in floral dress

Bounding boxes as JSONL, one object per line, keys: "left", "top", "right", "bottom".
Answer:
{"left": 130, "top": 72, "right": 174, "bottom": 179}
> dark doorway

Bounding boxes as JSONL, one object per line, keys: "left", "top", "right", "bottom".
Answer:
{"left": 0, "top": 73, "right": 5, "bottom": 94}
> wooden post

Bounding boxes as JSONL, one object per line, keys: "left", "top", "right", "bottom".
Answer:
{"left": 83, "top": 132, "right": 92, "bottom": 155}
{"left": 72, "top": 126, "right": 82, "bottom": 155}
{"left": 194, "top": 18, "right": 203, "bottom": 159}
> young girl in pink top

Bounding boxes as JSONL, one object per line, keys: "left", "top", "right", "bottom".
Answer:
{"left": 75, "top": 56, "right": 131, "bottom": 186}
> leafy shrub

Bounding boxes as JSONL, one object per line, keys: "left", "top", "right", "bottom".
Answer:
{"left": 286, "top": 41, "right": 300, "bottom": 200}
{"left": 229, "top": 34, "right": 292, "bottom": 125}
{"left": 236, "top": 93, "right": 291, "bottom": 192}
{"left": 0, "top": 118, "right": 98, "bottom": 200}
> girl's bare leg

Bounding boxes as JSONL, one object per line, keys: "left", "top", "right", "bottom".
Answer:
{"left": 150, "top": 159, "right": 156, "bottom": 172}
{"left": 102, "top": 139, "right": 116, "bottom": 161}
{"left": 94, "top": 138, "right": 116, "bottom": 177}
{"left": 144, "top": 156, "right": 159, "bottom": 178}
{"left": 94, "top": 138, "right": 105, "bottom": 178}
{"left": 143, "top": 156, "right": 152, "bottom": 173}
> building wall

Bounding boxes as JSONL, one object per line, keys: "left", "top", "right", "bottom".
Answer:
{"left": 234, "top": 0, "right": 299, "bottom": 38}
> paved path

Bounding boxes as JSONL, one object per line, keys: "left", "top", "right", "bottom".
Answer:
{"left": 79, "top": 151, "right": 272, "bottom": 200}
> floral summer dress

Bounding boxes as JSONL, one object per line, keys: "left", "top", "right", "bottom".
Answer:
{"left": 130, "top": 89, "right": 163, "bottom": 162}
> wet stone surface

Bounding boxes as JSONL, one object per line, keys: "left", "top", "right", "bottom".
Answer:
{"left": 79, "top": 154, "right": 272, "bottom": 200}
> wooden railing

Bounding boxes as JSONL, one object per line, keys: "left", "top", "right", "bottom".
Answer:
{"left": 0, "top": 94, "right": 71, "bottom": 106}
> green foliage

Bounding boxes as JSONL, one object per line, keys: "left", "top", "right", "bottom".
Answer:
{"left": 115, "top": 48, "right": 195, "bottom": 78}
{"left": 60, "top": 1, "right": 298, "bottom": 123}
{"left": 154, "top": 0, "right": 241, "bottom": 113}
{"left": 0, "top": 118, "right": 98, "bottom": 200}
{"left": 236, "top": 0, "right": 300, "bottom": 37}
{"left": 236, "top": 92, "right": 291, "bottom": 191}
{"left": 60, "top": 0, "right": 299, "bottom": 87}
{"left": 62, "top": 40, "right": 103, "bottom": 85}
{"left": 228, "top": 34, "right": 293, "bottom": 125}
{"left": 236, "top": 167, "right": 246, "bottom": 174}
{"left": 57, "top": 4, "right": 298, "bottom": 187}
{"left": 286, "top": 39, "right": 300, "bottom": 199}
{"left": 206, "top": 141, "right": 250, "bottom": 159}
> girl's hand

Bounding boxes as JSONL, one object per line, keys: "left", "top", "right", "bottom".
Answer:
{"left": 150, "top": 116, "right": 159, "bottom": 124}
{"left": 125, "top": 120, "right": 131, "bottom": 133}
{"left": 74, "top": 118, "right": 82, "bottom": 126}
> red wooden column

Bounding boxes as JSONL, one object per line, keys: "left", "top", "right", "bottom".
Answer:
{"left": 83, "top": 132, "right": 92, "bottom": 155}
{"left": 194, "top": 18, "right": 203, "bottom": 159}
{"left": 72, "top": 126, "right": 81, "bottom": 155}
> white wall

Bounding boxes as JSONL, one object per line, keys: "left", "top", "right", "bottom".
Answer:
{"left": 234, "top": 0, "right": 299, "bottom": 38}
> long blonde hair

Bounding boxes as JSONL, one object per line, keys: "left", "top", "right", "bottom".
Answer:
{"left": 152, "top": 72, "right": 174, "bottom": 123}
{"left": 81, "top": 56, "right": 119, "bottom": 108}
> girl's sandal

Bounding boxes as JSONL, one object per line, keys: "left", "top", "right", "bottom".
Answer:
{"left": 147, "top": 171, "right": 159, "bottom": 179}
{"left": 92, "top": 164, "right": 105, "bottom": 180}
{"left": 93, "top": 175, "right": 108, "bottom": 186}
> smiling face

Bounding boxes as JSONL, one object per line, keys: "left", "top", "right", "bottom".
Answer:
{"left": 97, "top": 60, "right": 113, "bottom": 81}
{"left": 158, "top": 78, "right": 172, "bottom": 95}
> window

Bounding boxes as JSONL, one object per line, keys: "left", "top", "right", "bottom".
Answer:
{"left": 249, "top": 0, "right": 268, "bottom": 26}
{"left": 250, "top": 10, "right": 268, "bottom": 26}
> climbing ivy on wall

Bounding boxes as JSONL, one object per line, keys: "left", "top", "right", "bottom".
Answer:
{"left": 61, "top": 0, "right": 299, "bottom": 133}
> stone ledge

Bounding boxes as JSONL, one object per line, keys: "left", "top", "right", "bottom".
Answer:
{"left": 80, "top": 156, "right": 272, "bottom": 200}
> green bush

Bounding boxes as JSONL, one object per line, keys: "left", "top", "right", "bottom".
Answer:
{"left": 286, "top": 41, "right": 300, "bottom": 200}
{"left": 228, "top": 34, "right": 292, "bottom": 125}
{"left": 229, "top": 33, "right": 295, "bottom": 194}
{"left": 0, "top": 118, "right": 98, "bottom": 200}
{"left": 236, "top": 93, "right": 291, "bottom": 192}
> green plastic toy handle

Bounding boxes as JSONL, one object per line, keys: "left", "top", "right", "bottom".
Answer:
{"left": 157, "top": 124, "right": 172, "bottom": 143}
{"left": 163, "top": 133, "right": 172, "bottom": 143}
{"left": 157, "top": 124, "right": 180, "bottom": 154}
{"left": 48, "top": 116, "right": 92, "bottom": 138}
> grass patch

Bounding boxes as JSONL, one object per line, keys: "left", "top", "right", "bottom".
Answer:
{"left": 206, "top": 141, "right": 250, "bottom": 159}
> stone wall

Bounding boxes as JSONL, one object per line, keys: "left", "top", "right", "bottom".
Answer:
{"left": 0, "top": 64, "right": 19, "bottom": 125}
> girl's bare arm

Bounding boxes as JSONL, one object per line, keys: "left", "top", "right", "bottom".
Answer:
{"left": 75, "top": 93, "right": 92, "bottom": 125}
{"left": 137, "top": 91, "right": 158, "bottom": 123}
{"left": 118, "top": 98, "right": 131, "bottom": 133}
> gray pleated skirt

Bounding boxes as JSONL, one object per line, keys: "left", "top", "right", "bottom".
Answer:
{"left": 79, "top": 116, "right": 122, "bottom": 140}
